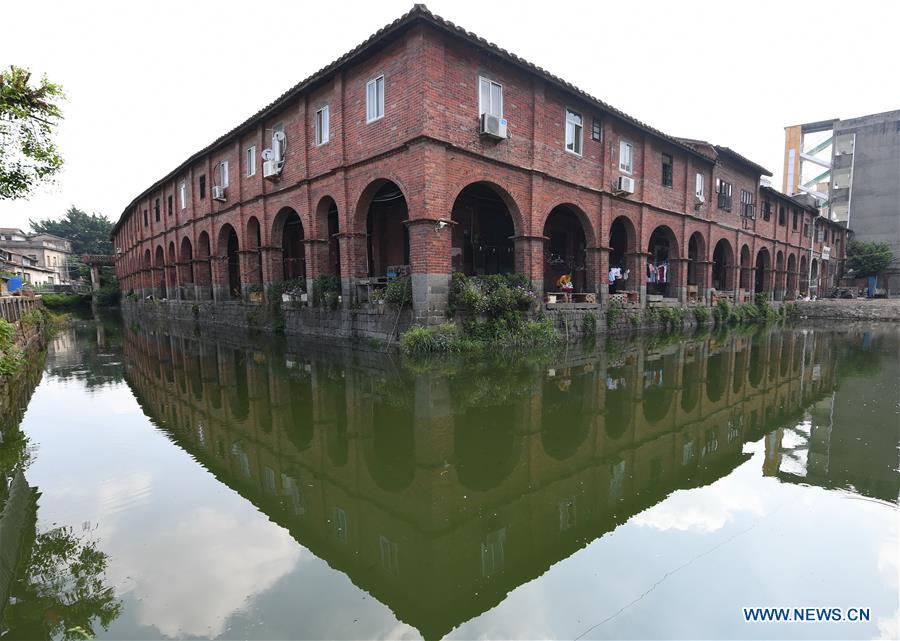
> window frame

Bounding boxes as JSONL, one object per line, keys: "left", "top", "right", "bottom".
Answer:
{"left": 591, "top": 117, "right": 602, "bottom": 142}
{"left": 478, "top": 76, "right": 503, "bottom": 119}
{"left": 246, "top": 145, "right": 256, "bottom": 177}
{"left": 155, "top": 198, "right": 160, "bottom": 222}
{"left": 619, "top": 140, "right": 633, "bottom": 173}
{"left": 565, "top": 108, "right": 583, "bottom": 156}
{"left": 366, "top": 75, "right": 385, "bottom": 123}
{"left": 661, "top": 153, "right": 673, "bottom": 188}
{"left": 315, "top": 105, "right": 330, "bottom": 146}
{"left": 199, "top": 175, "right": 206, "bottom": 200}
{"left": 179, "top": 180, "right": 187, "bottom": 210}
{"left": 167, "top": 194, "right": 173, "bottom": 216}
{"left": 715, "top": 178, "right": 733, "bottom": 211}
{"left": 695, "top": 172, "right": 705, "bottom": 200}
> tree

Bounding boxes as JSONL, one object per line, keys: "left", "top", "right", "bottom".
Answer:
{"left": 30, "top": 206, "right": 113, "bottom": 256}
{"left": 0, "top": 65, "right": 65, "bottom": 200}
{"left": 846, "top": 240, "right": 893, "bottom": 278}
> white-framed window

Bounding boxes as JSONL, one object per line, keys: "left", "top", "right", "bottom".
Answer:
{"left": 619, "top": 140, "right": 633, "bottom": 173}
{"left": 218, "top": 161, "right": 229, "bottom": 188}
{"left": 366, "top": 75, "right": 384, "bottom": 122}
{"left": 246, "top": 145, "right": 256, "bottom": 176}
{"left": 478, "top": 76, "right": 503, "bottom": 118}
{"left": 565, "top": 108, "right": 583, "bottom": 155}
{"left": 695, "top": 172, "right": 705, "bottom": 200}
{"left": 179, "top": 180, "right": 187, "bottom": 209}
{"left": 315, "top": 105, "right": 329, "bottom": 145}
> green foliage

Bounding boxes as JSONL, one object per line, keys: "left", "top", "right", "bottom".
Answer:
{"left": 449, "top": 272, "right": 536, "bottom": 317}
{"left": 30, "top": 206, "right": 113, "bottom": 256}
{"left": 384, "top": 277, "right": 412, "bottom": 308}
{"left": 713, "top": 298, "right": 732, "bottom": 326}
{"left": 693, "top": 306, "right": 710, "bottom": 324}
{"left": 0, "top": 318, "right": 23, "bottom": 376}
{"left": 582, "top": 312, "right": 597, "bottom": 336}
{"left": 649, "top": 306, "right": 687, "bottom": 333}
{"left": 0, "top": 65, "right": 65, "bottom": 200}
{"left": 400, "top": 322, "right": 459, "bottom": 354}
{"left": 41, "top": 292, "right": 91, "bottom": 311}
{"left": 606, "top": 300, "right": 624, "bottom": 326}
{"left": 846, "top": 240, "right": 893, "bottom": 278}
{"left": 312, "top": 274, "right": 341, "bottom": 308}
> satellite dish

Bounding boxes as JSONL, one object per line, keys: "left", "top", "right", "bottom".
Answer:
{"left": 262, "top": 149, "right": 275, "bottom": 161}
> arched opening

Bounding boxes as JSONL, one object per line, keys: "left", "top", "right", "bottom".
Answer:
{"left": 687, "top": 232, "right": 705, "bottom": 289}
{"left": 706, "top": 349, "right": 727, "bottom": 403}
{"left": 712, "top": 239, "right": 734, "bottom": 291}
{"left": 643, "top": 352, "right": 677, "bottom": 424}
{"left": 246, "top": 217, "right": 263, "bottom": 287}
{"left": 543, "top": 205, "right": 590, "bottom": 293}
{"left": 316, "top": 196, "right": 341, "bottom": 277}
{"left": 748, "top": 339, "right": 764, "bottom": 388}
{"left": 154, "top": 245, "right": 166, "bottom": 298}
{"left": 647, "top": 226, "right": 678, "bottom": 298}
{"left": 455, "top": 406, "right": 518, "bottom": 491}
{"left": 143, "top": 249, "right": 152, "bottom": 294}
{"left": 541, "top": 374, "right": 592, "bottom": 459}
{"left": 167, "top": 242, "right": 177, "bottom": 299}
{"left": 216, "top": 224, "right": 241, "bottom": 299}
{"left": 272, "top": 208, "right": 306, "bottom": 282}
{"left": 608, "top": 216, "right": 637, "bottom": 294}
{"left": 799, "top": 255, "right": 809, "bottom": 295}
{"left": 774, "top": 251, "right": 784, "bottom": 299}
{"left": 739, "top": 244, "right": 751, "bottom": 291}
{"left": 368, "top": 402, "right": 416, "bottom": 493}
{"left": 196, "top": 232, "right": 212, "bottom": 299}
{"left": 451, "top": 183, "right": 515, "bottom": 276}
{"left": 604, "top": 364, "right": 632, "bottom": 438}
{"left": 180, "top": 237, "right": 194, "bottom": 298}
{"left": 680, "top": 354, "right": 700, "bottom": 413}
{"left": 755, "top": 248, "right": 770, "bottom": 293}
{"left": 364, "top": 181, "right": 409, "bottom": 277}
{"left": 786, "top": 253, "right": 798, "bottom": 297}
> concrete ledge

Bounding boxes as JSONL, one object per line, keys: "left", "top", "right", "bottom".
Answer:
{"left": 792, "top": 299, "right": 900, "bottom": 322}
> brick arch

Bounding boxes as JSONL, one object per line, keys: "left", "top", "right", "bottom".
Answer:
{"left": 314, "top": 195, "right": 341, "bottom": 277}
{"left": 541, "top": 203, "right": 596, "bottom": 293}
{"left": 179, "top": 236, "right": 194, "bottom": 287}
{"left": 448, "top": 179, "right": 525, "bottom": 237}
{"left": 271, "top": 207, "right": 306, "bottom": 282}
{"left": 352, "top": 176, "right": 413, "bottom": 233}
{"left": 540, "top": 202, "right": 597, "bottom": 248}
{"left": 245, "top": 216, "right": 263, "bottom": 286}
{"left": 739, "top": 243, "right": 752, "bottom": 290}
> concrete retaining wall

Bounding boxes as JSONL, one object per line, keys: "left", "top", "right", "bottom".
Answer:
{"left": 792, "top": 299, "right": 900, "bottom": 322}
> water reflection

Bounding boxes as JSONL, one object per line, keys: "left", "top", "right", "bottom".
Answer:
{"left": 117, "top": 323, "right": 898, "bottom": 639}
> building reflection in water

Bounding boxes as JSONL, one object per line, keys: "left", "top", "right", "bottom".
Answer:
{"left": 120, "top": 323, "right": 893, "bottom": 639}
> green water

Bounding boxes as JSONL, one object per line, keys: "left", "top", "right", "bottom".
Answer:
{"left": 1, "top": 319, "right": 897, "bottom": 640}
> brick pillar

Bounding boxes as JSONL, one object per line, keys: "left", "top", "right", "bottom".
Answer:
{"left": 177, "top": 261, "right": 194, "bottom": 300}
{"left": 697, "top": 260, "right": 712, "bottom": 305}
{"left": 671, "top": 257, "right": 690, "bottom": 304}
{"left": 592, "top": 247, "right": 609, "bottom": 306}
{"left": 260, "top": 246, "right": 283, "bottom": 288}
{"left": 407, "top": 219, "right": 452, "bottom": 325}
{"left": 337, "top": 232, "right": 366, "bottom": 306}
{"left": 303, "top": 239, "right": 329, "bottom": 297}
{"left": 192, "top": 259, "right": 212, "bottom": 300}
{"left": 238, "top": 250, "right": 261, "bottom": 299}
{"left": 626, "top": 251, "right": 648, "bottom": 306}
{"left": 166, "top": 263, "right": 179, "bottom": 300}
{"left": 211, "top": 256, "right": 228, "bottom": 302}
{"left": 514, "top": 236, "right": 546, "bottom": 298}
{"left": 153, "top": 267, "right": 166, "bottom": 299}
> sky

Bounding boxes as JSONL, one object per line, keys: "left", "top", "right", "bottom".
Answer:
{"left": 2, "top": 0, "right": 899, "bottom": 231}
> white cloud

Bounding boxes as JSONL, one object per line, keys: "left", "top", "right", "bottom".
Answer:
{"left": 633, "top": 480, "right": 766, "bottom": 533}
{"left": 108, "top": 505, "right": 303, "bottom": 638}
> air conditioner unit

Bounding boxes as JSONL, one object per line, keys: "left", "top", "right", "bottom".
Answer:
{"left": 212, "top": 185, "right": 226, "bottom": 201}
{"left": 480, "top": 113, "right": 508, "bottom": 140}
{"left": 616, "top": 176, "right": 635, "bottom": 194}
{"left": 263, "top": 159, "right": 282, "bottom": 179}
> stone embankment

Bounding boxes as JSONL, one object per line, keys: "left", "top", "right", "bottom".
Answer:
{"left": 792, "top": 298, "right": 900, "bottom": 322}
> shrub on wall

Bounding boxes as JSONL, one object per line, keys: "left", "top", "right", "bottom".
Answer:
{"left": 449, "top": 272, "right": 536, "bottom": 317}
{"left": 384, "top": 277, "right": 412, "bottom": 309}
{"left": 312, "top": 275, "right": 341, "bottom": 308}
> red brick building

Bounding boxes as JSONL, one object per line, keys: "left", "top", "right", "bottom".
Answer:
{"left": 112, "top": 4, "right": 848, "bottom": 323}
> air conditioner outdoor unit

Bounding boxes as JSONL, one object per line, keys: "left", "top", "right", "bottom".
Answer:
{"left": 263, "top": 159, "right": 282, "bottom": 179}
{"left": 212, "top": 185, "right": 226, "bottom": 201}
{"left": 480, "top": 113, "right": 508, "bottom": 140}
{"left": 616, "top": 175, "right": 635, "bottom": 194}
